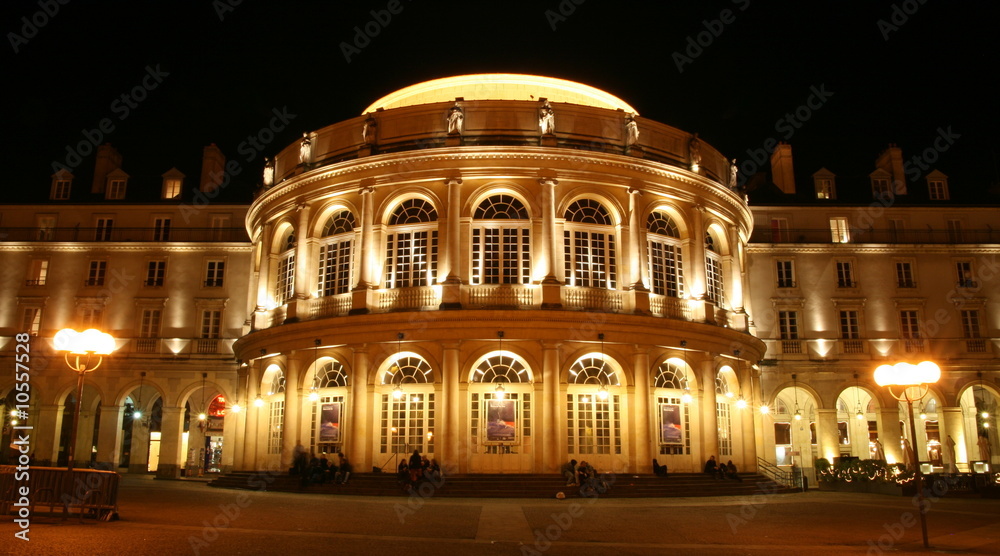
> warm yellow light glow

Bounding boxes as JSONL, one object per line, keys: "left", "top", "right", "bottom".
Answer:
{"left": 495, "top": 383, "right": 506, "bottom": 400}
{"left": 363, "top": 73, "right": 639, "bottom": 115}
{"left": 11, "top": 419, "right": 18, "bottom": 426}
{"left": 794, "top": 410, "right": 803, "bottom": 421}
{"left": 253, "top": 396, "right": 264, "bottom": 408}
{"left": 9, "top": 410, "right": 15, "bottom": 417}
{"left": 597, "top": 386, "right": 609, "bottom": 401}
{"left": 231, "top": 404, "right": 242, "bottom": 413}
{"left": 735, "top": 398, "right": 748, "bottom": 410}
{"left": 725, "top": 391, "right": 734, "bottom": 398}
{"left": 874, "top": 361, "right": 941, "bottom": 387}
{"left": 198, "top": 413, "right": 207, "bottom": 421}
{"left": 983, "top": 411, "right": 990, "bottom": 419}
{"left": 760, "top": 404, "right": 770, "bottom": 415}
{"left": 393, "top": 385, "right": 403, "bottom": 400}
{"left": 856, "top": 411, "right": 865, "bottom": 420}
{"left": 308, "top": 390, "right": 320, "bottom": 402}
{"left": 55, "top": 328, "right": 116, "bottom": 355}
{"left": 681, "top": 392, "right": 693, "bottom": 404}
{"left": 133, "top": 410, "right": 142, "bottom": 419}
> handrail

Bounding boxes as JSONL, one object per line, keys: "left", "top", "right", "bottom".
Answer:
{"left": 757, "top": 457, "right": 801, "bottom": 489}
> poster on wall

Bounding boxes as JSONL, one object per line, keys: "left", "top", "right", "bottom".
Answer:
{"left": 485, "top": 399, "right": 517, "bottom": 443}
{"left": 320, "top": 402, "right": 341, "bottom": 442}
{"left": 660, "top": 403, "right": 683, "bottom": 444}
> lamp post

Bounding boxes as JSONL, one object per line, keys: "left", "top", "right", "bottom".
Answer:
{"left": 874, "top": 360, "right": 941, "bottom": 549}
{"left": 54, "top": 328, "right": 116, "bottom": 473}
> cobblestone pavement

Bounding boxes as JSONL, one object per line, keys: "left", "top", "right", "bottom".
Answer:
{"left": 2, "top": 474, "right": 999, "bottom": 555}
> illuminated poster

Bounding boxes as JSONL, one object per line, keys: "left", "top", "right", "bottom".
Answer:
{"left": 660, "top": 403, "right": 683, "bottom": 444}
{"left": 320, "top": 402, "right": 341, "bottom": 442}
{"left": 485, "top": 399, "right": 517, "bottom": 442}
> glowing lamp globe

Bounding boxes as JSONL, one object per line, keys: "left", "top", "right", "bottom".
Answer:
{"left": 55, "top": 328, "right": 116, "bottom": 355}
{"left": 874, "top": 361, "right": 940, "bottom": 387}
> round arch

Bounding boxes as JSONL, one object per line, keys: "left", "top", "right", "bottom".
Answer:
{"left": 465, "top": 182, "right": 537, "bottom": 219}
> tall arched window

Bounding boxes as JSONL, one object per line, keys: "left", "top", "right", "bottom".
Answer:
{"left": 563, "top": 199, "right": 617, "bottom": 289}
{"left": 567, "top": 355, "right": 621, "bottom": 456}
{"left": 472, "top": 354, "right": 530, "bottom": 383}
{"left": 317, "top": 210, "right": 356, "bottom": 296}
{"left": 314, "top": 359, "right": 349, "bottom": 388}
{"left": 705, "top": 232, "right": 725, "bottom": 306}
{"left": 275, "top": 230, "right": 296, "bottom": 305}
{"left": 380, "top": 355, "right": 435, "bottom": 457}
{"left": 647, "top": 212, "right": 684, "bottom": 297}
{"left": 471, "top": 195, "right": 531, "bottom": 285}
{"left": 653, "top": 359, "right": 691, "bottom": 455}
{"left": 384, "top": 199, "right": 438, "bottom": 288}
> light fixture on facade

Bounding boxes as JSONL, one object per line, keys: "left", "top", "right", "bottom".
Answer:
{"left": 134, "top": 371, "right": 145, "bottom": 420}
{"left": 495, "top": 331, "right": 507, "bottom": 400}
{"left": 198, "top": 372, "right": 208, "bottom": 421}
{"left": 308, "top": 338, "right": 321, "bottom": 402}
{"left": 680, "top": 340, "right": 692, "bottom": 404}
{"left": 919, "top": 404, "right": 927, "bottom": 420}
{"left": 977, "top": 372, "right": 990, "bottom": 419}
{"left": 854, "top": 373, "right": 865, "bottom": 420}
{"left": 734, "top": 350, "right": 748, "bottom": 409}
{"left": 597, "top": 333, "right": 609, "bottom": 400}
{"left": 392, "top": 332, "right": 405, "bottom": 400}
{"left": 792, "top": 374, "right": 802, "bottom": 420}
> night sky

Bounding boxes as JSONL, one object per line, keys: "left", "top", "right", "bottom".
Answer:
{"left": 3, "top": 0, "right": 998, "bottom": 202}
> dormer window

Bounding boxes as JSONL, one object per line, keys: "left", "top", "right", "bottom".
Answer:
{"left": 50, "top": 170, "right": 73, "bottom": 200}
{"left": 872, "top": 178, "right": 891, "bottom": 199}
{"left": 926, "top": 171, "right": 949, "bottom": 201}
{"left": 107, "top": 179, "right": 127, "bottom": 200}
{"left": 161, "top": 167, "right": 185, "bottom": 199}
{"left": 812, "top": 168, "right": 836, "bottom": 200}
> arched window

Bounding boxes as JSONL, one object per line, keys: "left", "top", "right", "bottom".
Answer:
{"left": 704, "top": 232, "right": 725, "bottom": 306}
{"left": 318, "top": 210, "right": 357, "bottom": 296}
{"left": 653, "top": 360, "right": 688, "bottom": 389}
{"left": 568, "top": 356, "right": 620, "bottom": 386}
{"left": 647, "top": 212, "right": 684, "bottom": 297}
{"left": 385, "top": 199, "right": 438, "bottom": 288}
{"left": 314, "top": 359, "right": 349, "bottom": 388}
{"left": 267, "top": 369, "right": 286, "bottom": 396}
{"left": 471, "top": 354, "right": 529, "bottom": 383}
{"left": 471, "top": 195, "right": 531, "bottom": 285}
{"left": 382, "top": 356, "right": 433, "bottom": 384}
{"left": 275, "top": 230, "right": 296, "bottom": 305}
{"left": 563, "top": 199, "right": 617, "bottom": 288}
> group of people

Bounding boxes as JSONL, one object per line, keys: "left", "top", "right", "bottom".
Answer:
{"left": 397, "top": 449, "right": 441, "bottom": 489}
{"left": 292, "top": 443, "right": 352, "bottom": 486}
{"left": 703, "top": 455, "right": 742, "bottom": 481}
{"left": 559, "top": 459, "right": 608, "bottom": 493}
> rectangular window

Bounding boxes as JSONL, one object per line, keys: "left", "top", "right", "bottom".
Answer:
{"left": 830, "top": 217, "right": 850, "bottom": 243}
{"left": 564, "top": 230, "right": 617, "bottom": 289}
{"left": 139, "top": 308, "right": 162, "bottom": 338}
{"left": 153, "top": 217, "right": 171, "bottom": 241}
{"left": 385, "top": 231, "right": 438, "bottom": 289}
{"left": 956, "top": 261, "right": 975, "bottom": 288}
{"left": 648, "top": 241, "right": 684, "bottom": 297}
{"left": 895, "top": 261, "right": 915, "bottom": 288}
{"left": 145, "top": 260, "right": 166, "bottom": 287}
{"left": 81, "top": 307, "right": 103, "bottom": 328}
{"left": 815, "top": 179, "right": 832, "bottom": 200}
{"left": 778, "top": 311, "right": 799, "bottom": 340}
{"left": 21, "top": 307, "right": 42, "bottom": 336}
{"left": 900, "top": 310, "right": 923, "bottom": 353}
{"left": 472, "top": 227, "right": 531, "bottom": 285}
{"left": 774, "top": 422, "right": 791, "bottom": 445}
{"left": 928, "top": 181, "right": 948, "bottom": 201}
{"left": 86, "top": 260, "right": 107, "bottom": 286}
{"left": 95, "top": 218, "right": 114, "bottom": 241}
{"left": 210, "top": 214, "right": 232, "bottom": 241}
{"left": 705, "top": 255, "right": 724, "bottom": 306}
{"left": 872, "top": 178, "right": 891, "bottom": 199}
{"left": 889, "top": 219, "right": 905, "bottom": 242}
{"left": 27, "top": 259, "right": 49, "bottom": 286}
{"left": 163, "top": 178, "right": 182, "bottom": 199}
{"left": 838, "top": 422, "right": 850, "bottom": 445}
{"left": 36, "top": 215, "right": 57, "bottom": 240}
{"left": 776, "top": 260, "right": 795, "bottom": 288}
{"left": 275, "top": 254, "right": 295, "bottom": 304}
{"left": 836, "top": 261, "right": 855, "bottom": 288}
{"left": 318, "top": 241, "right": 352, "bottom": 294}
{"left": 106, "top": 179, "right": 126, "bottom": 199}
{"left": 201, "top": 310, "right": 221, "bottom": 339}
{"left": 770, "top": 218, "right": 788, "bottom": 242}
{"left": 962, "top": 309, "right": 986, "bottom": 353}
{"left": 947, "top": 220, "right": 963, "bottom": 243}
{"left": 717, "top": 402, "right": 732, "bottom": 457}
{"left": 51, "top": 180, "right": 71, "bottom": 200}
{"left": 205, "top": 260, "right": 226, "bottom": 287}
{"left": 840, "top": 310, "right": 864, "bottom": 354}
{"left": 267, "top": 401, "right": 284, "bottom": 455}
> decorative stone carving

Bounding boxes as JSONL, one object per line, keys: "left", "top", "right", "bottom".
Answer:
{"left": 539, "top": 101, "right": 555, "bottom": 135}
{"left": 625, "top": 114, "right": 639, "bottom": 146}
{"left": 299, "top": 133, "right": 313, "bottom": 165}
{"left": 362, "top": 115, "right": 377, "bottom": 145}
{"left": 688, "top": 133, "right": 702, "bottom": 169}
{"left": 263, "top": 157, "right": 274, "bottom": 187}
{"left": 446, "top": 103, "right": 464, "bottom": 135}
{"left": 729, "top": 158, "right": 738, "bottom": 189}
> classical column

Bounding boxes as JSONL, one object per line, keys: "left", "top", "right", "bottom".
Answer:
{"left": 877, "top": 406, "right": 903, "bottom": 464}
{"left": 351, "top": 186, "right": 376, "bottom": 314}
{"left": 626, "top": 187, "right": 645, "bottom": 289}
{"left": 632, "top": 346, "right": 651, "bottom": 472}
{"left": 293, "top": 202, "right": 312, "bottom": 299}
{"left": 156, "top": 406, "right": 185, "bottom": 478}
{"left": 727, "top": 228, "right": 746, "bottom": 330}
{"left": 542, "top": 341, "right": 561, "bottom": 471}
{"left": 441, "top": 341, "right": 461, "bottom": 468}
{"left": 35, "top": 404, "right": 62, "bottom": 466}
{"left": 129, "top": 416, "right": 151, "bottom": 473}
{"left": 539, "top": 178, "right": 562, "bottom": 308}
{"left": 281, "top": 353, "right": 302, "bottom": 471}
{"left": 698, "top": 355, "right": 718, "bottom": 460}
{"left": 243, "top": 366, "right": 261, "bottom": 471}
{"left": 255, "top": 222, "right": 274, "bottom": 310}
{"left": 350, "top": 346, "right": 372, "bottom": 471}
{"left": 940, "top": 406, "right": 966, "bottom": 472}
{"left": 441, "top": 179, "right": 463, "bottom": 309}
{"left": 95, "top": 404, "right": 124, "bottom": 469}
{"left": 688, "top": 205, "right": 707, "bottom": 301}
{"left": 816, "top": 408, "right": 839, "bottom": 462}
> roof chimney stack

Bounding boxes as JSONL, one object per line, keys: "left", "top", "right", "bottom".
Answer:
{"left": 92, "top": 143, "right": 122, "bottom": 194}
{"left": 770, "top": 142, "right": 796, "bottom": 194}
{"left": 875, "top": 144, "right": 907, "bottom": 195}
{"left": 200, "top": 143, "right": 226, "bottom": 193}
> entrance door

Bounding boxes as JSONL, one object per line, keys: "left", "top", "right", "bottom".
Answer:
{"left": 378, "top": 392, "right": 435, "bottom": 471}
{"left": 566, "top": 391, "right": 623, "bottom": 473}
{"left": 468, "top": 391, "right": 533, "bottom": 473}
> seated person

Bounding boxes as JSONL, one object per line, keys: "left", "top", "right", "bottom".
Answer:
{"left": 652, "top": 459, "right": 668, "bottom": 477}
{"left": 426, "top": 458, "right": 442, "bottom": 481}
{"left": 397, "top": 460, "right": 410, "bottom": 485}
{"left": 725, "top": 460, "right": 742, "bottom": 482}
{"left": 704, "top": 455, "right": 719, "bottom": 478}
{"left": 335, "top": 454, "right": 352, "bottom": 484}
{"left": 560, "top": 459, "right": 579, "bottom": 486}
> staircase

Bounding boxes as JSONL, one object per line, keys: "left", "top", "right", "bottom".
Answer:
{"left": 208, "top": 472, "right": 800, "bottom": 498}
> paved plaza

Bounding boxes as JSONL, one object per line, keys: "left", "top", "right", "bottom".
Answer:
{"left": 2, "top": 474, "right": 999, "bottom": 555}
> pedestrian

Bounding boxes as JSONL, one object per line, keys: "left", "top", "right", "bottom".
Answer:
{"left": 560, "top": 459, "right": 579, "bottom": 486}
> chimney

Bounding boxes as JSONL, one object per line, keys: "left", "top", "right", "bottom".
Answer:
{"left": 200, "top": 143, "right": 226, "bottom": 193}
{"left": 875, "top": 144, "right": 907, "bottom": 194}
{"left": 92, "top": 143, "right": 122, "bottom": 194}
{"left": 770, "top": 142, "right": 796, "bottom": 194}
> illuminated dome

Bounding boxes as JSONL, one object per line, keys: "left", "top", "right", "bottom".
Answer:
{"left": 362, "top": 73, "right": 639, "bottom": 114}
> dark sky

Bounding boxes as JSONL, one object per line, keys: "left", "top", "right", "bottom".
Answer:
{"left": 3, "top": 0, "right": 998, "bottom": 201}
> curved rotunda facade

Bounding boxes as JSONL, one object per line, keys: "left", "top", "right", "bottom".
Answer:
{"left": 231, "top": 75, "right": 764, "bottom": 474}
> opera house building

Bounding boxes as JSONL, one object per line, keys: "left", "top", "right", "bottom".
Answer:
{"left": 1, "top": 75, "right": 996, "bottom": 483}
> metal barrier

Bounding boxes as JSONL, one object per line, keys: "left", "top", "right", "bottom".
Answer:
{"left": 756, "top": 457, "right": 802, "bottom": 489}
{"left": 1, "top": 465, "right": 120, "bottom": 521}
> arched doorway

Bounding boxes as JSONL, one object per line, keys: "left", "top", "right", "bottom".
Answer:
{"left": 468, "top": 351, "right": 534, "bottom": 473}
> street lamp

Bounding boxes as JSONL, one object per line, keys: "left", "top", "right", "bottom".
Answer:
{"left": 874, "top": 360, "right": 941, "bottom": 549}
{"left": 54, "top": 328, "right": 116, "bottom": 473}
